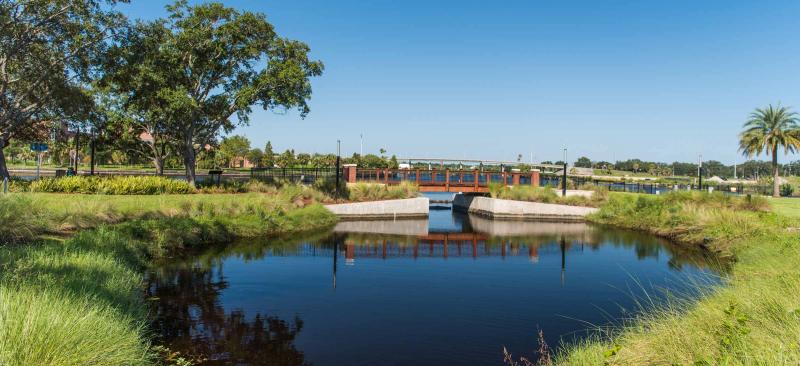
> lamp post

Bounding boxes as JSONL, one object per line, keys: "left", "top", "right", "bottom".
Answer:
{"left": 336, "top": 139, "right": 341, "bottom": 197}
{"left": 562, "top": 148, "right": 567, "bottom": 197}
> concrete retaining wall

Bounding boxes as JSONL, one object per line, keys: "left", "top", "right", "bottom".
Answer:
{"left": 333, "top": 219, "right": 428, "bottom": 236}
{"left": 325, "top": 197, "right": 429, "bottom": 220}
{"left": 453, "top": 195, "right": 597, "bottom": 222}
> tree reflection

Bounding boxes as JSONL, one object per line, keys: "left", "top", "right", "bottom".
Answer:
{"left": 147, "top": 266, "right": 309, "bottom": 365}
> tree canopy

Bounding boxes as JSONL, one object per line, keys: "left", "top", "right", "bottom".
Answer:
{"left": 105, "top": 0, "right": 323, "bottom": 184}
{"left": 739, "top": 104, "right": 800, "bottom": 196}
{"left": 0, "top": 0, "right": 126, "bottom": 178}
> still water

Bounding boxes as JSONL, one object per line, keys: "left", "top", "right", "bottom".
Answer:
{"left": 147, "top": 209, "right": 720, "bottom": 366}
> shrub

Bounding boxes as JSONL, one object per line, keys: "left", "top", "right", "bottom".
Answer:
{"left": 29, "top": 176, "right": 194, "bottom": 195}
{"left": 779, "top": 183, "right": 794, "bottom": 197}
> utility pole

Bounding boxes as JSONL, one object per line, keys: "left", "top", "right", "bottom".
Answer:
{"left": 734, "top": 162, "right": 737, "bottom": 180}
{"left": 562, "top": 148, "right": 568, "bottom": 197}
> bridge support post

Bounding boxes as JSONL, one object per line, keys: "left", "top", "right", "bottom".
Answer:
{"left": 531, "top": 169, "right": 540, "bottom": 187}
{"left": 343, "top": 164, "right": 357, "bottom": 183}
{"left": 416, "top": 169, "right": 421, "bottom": 185}
{"left": 473, "top": 170, "right": 479, "bottom": 191}
{"left": 512, "top": 172, "right": 520, "bottom": 186}
{"left": 445, "top": 168, "right": 450, "bottom": 192}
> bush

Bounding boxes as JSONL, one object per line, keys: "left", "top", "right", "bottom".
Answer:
{"left": 29, "top": 176, "right": 194, "bottom": 195}
{"left": 780, "top": 183, "right": 794, "bottom": 197}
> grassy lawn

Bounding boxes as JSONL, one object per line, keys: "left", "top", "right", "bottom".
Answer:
{"left": 767, "top": 197, "right": 800, "bottom": 219}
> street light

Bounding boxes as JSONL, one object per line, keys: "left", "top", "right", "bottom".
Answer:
{"left": 562, "top": 148, "right": 567, "bottom": 197}
{"left": 336, "top": 139, "right": 341, "bottom": 196}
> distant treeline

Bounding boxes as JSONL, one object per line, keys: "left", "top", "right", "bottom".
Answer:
{"left": 572, "top": 156, "right": 800, "bottom": 179}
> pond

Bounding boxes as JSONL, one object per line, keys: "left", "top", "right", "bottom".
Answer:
{"left": 147, "top": 209, "right": 721, "bottom": 366}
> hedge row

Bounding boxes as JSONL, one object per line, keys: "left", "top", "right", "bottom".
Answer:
{"left": 29, "top": 176, "right": 194, "bottom": 195}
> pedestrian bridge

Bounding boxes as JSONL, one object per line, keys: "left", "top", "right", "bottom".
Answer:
{"left": 345, "top": 167, "right": 558, "bottom": 193}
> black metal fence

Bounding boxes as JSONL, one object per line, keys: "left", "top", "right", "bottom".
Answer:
{"left": 542, "top": 175, "right": 774, "bottom": 196}
{"left": 250, "top": 167, "right": 341, "bottom": 185}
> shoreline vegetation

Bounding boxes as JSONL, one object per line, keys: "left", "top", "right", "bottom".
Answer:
{"left": 2, "top": 181, "right": 799, "bottom": 365}
{"left": 0, "top": 190, "right": 339, "bottom": 365}
{"left": 512, "top": 191, "right": 800, "bottom": 366}
{"left": 489, "top": 184, "right": 609, "bottom": 208}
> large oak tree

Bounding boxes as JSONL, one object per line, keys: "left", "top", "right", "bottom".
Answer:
{"left": 109, "top": 1, "right": 323, "bottom": 185}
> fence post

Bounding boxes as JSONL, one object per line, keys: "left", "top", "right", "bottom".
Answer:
{"left": 474, "top": 170, "right": 479, "bottom": 190}
{"left": 445, "top": 169, "right": 450, "bottom": 191}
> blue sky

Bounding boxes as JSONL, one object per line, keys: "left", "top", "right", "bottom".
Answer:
{"left": 119, "top": 1, "right": 800, "bottom": 164}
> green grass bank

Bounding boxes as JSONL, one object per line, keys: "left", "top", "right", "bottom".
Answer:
{"left": 0, "top": 191, "right": 338, "bottom": 365}
{"left": 550, "top": 192, "right": 800, "bottom": 365}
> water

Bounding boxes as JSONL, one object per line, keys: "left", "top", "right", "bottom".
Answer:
{"left": 147, "top": 210, "right": 721, "bottom": 365}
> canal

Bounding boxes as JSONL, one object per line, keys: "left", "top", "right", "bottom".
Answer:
{"left": 147, "top": 208, "right": 721, "bottom": 365}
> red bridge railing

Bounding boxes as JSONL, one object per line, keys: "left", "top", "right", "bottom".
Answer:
{"left": 344, "top": 167, "right": 541, "bottom": 192}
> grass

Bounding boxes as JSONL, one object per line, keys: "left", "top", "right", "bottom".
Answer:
{"left": 769, "top": 196, "right": 800, "bottom": 219}
{"left": 346, "top": 181, "right": 419, "bottom": 201}
{"left": 546, "top": 191, "right": 800, "bottom": 365}
{"left": 488, "top": 184, "right": 609, "bottom": 208}
{"left": 0, "top": 189, "right": 339, "bottom": 366}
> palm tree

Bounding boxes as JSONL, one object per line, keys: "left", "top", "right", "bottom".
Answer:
{"left": 739, "top": 104, "right": 800, "bottom": 197}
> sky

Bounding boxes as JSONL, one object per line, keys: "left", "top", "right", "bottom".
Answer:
{"left": 118, "top": 0, "right": 800, "bottom": 164}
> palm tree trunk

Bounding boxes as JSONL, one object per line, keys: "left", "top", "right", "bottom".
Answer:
{"left": 772, "top": 152, "right": 780, "bottom": 198}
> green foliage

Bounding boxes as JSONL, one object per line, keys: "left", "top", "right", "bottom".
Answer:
{"left": 556, "top": 193, "right": 800, "bottom": 366}
{"left": 218, "top": 135, "right": 252, "bottom": 167}
{"left": 0, "top": 0, "right": 127, "bottom": 178}
{"left": 0, "top": 189, "right": 339, "bottom": 366}
{"left": 0, "top": 195, "right": 50, "bottom": 244}
{"left": 739, "top": 104, "right": 800, "bottom": 197}
{"left": 574, "top": 156, "right": 592, "bottom": 168}
{"left": 780, "top": 183, "right": 795, "bottom": 197}
{"left": 347, "top": 182, "right": 419, "bottom": 202}
{"left": 104, "top": 1, "right": 324, "bottom": 184}
{"left": 488, "top": 184, "right": 609, "bottom": 207}
{"left": 29, "top": 176, "right": 194, "bottom": 195}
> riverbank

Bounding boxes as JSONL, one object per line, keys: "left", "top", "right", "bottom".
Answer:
{"left": 552, "top": 192, "right": 800, "bottom": 365}
{"left": 0, "top": 192, "right": 338, "bottom": 365}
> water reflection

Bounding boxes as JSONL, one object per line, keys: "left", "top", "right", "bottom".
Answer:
{"left": 147, "top": 266, "right": 310, "bottom": 365}
{"left": 148, "top": 212, "right": 723, "bottom": 366}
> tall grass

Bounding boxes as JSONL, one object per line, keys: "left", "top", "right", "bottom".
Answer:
{"left": 347, "top": 181, "right": 419, "bottom": 202}
{"left": 0, "top": 195, "right": 50, "bottom": 244}
{"left": 0, "top": 189, "right": 339, "bottom": 366}
{"left": 489, "top": 184, "right": 609, "bottom": 207}
{"left": 550, "top": 191, "right": 800, "bottom": 365}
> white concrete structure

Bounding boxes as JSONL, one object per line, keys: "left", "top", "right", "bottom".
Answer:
{"left": 333, "top": 219, "right": 428, "bottom": 236}
{"left": 453, "top": 195, "right": 597, "bottom": 221}
{"left": 324, "top": 197, "right": 429, "bottom": 220}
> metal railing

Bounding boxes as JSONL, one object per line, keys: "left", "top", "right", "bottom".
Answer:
{"left": 250, "top": 167, "right": 341, "bottom": 185}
